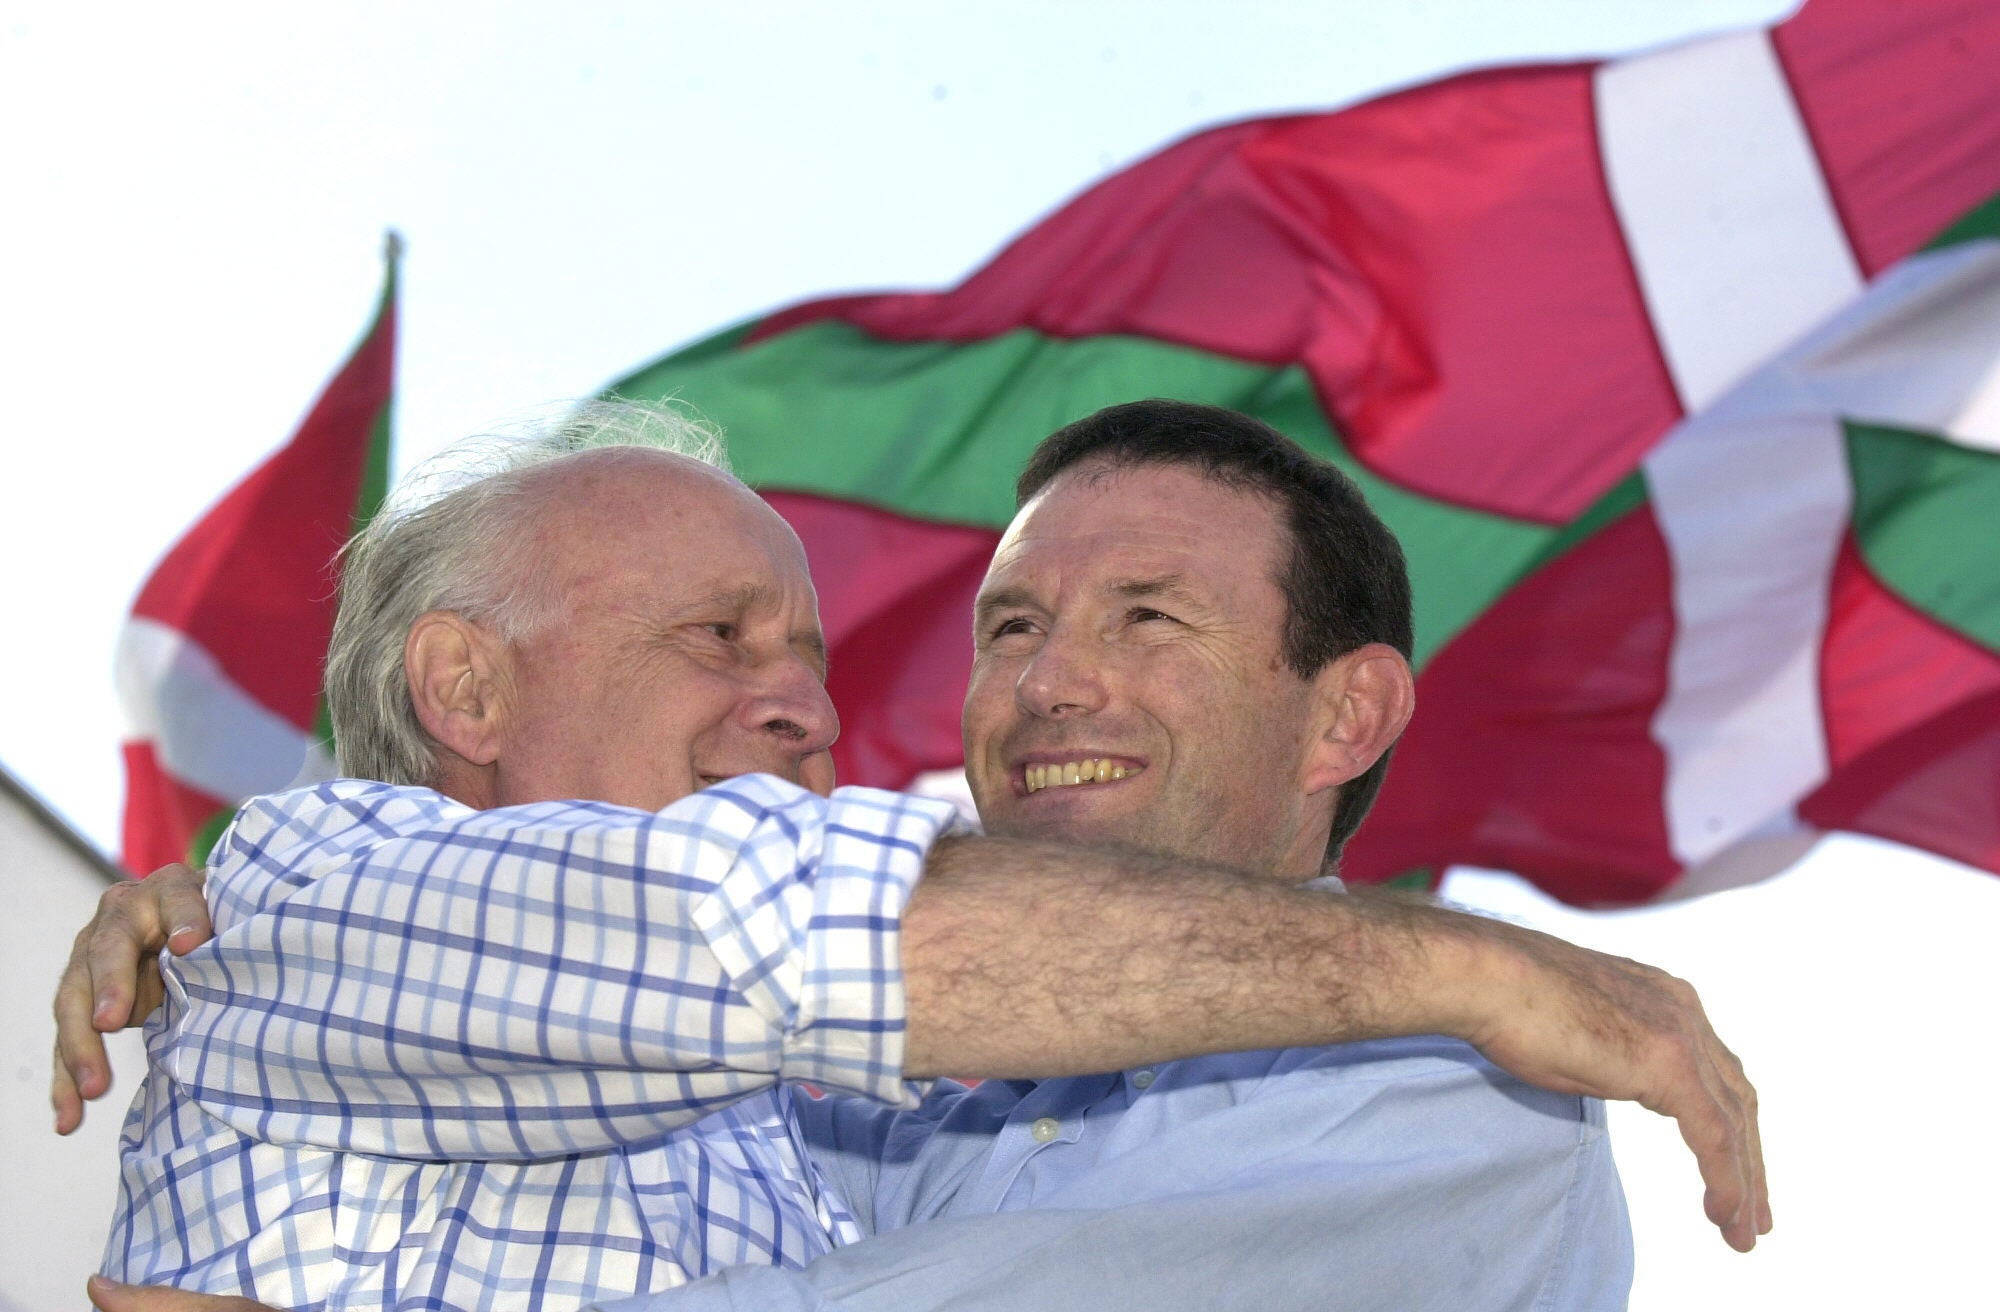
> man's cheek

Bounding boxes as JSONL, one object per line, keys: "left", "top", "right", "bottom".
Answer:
{"left": 958, "top": 670, "right": 1011, "bottom": 755}
{"left": 801, "top": 751, "right": 837, "bottom": 797}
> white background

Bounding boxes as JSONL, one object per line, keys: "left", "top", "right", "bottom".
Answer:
{"left": 2, "top": 3, "right": 1996, "bottom": 1308}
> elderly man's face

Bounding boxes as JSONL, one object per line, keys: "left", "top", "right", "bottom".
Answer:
{"left": 490, "top": 450, "right": 837, "bottom": 812}
{"left": 963, "top": 463, "right": 1332, "bottom": 879}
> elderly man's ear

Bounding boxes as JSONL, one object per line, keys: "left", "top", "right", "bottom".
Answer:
{"left": 405, "top": 611, "right": 511, "bottom": 769}
{"left": 1300, "top": 643, "right": 1416, "bottom": 798}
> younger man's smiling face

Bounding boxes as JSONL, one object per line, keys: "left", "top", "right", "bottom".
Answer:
{"left": 962, "top": 461, "right": 1338, "bottom": 880}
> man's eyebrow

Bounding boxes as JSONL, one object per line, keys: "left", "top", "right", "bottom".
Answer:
{"left": 685, "top": 582, "right": 773, "bottom": 613}
{"left": 973, "top": 585, "right": 1037, "bottom": 623}
{"left": 1111, "top": 574, "right": 1203, "bottom": 606}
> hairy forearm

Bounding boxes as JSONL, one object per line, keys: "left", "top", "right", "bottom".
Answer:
{"left": 900, "top": 836, "right": 1473, "bottom": 1078}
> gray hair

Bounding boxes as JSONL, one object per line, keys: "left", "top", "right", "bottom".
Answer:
{"left": 323, "top": 397, "right": 732, "bottom": 786}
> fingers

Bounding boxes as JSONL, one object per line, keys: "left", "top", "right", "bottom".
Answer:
{"left": 78, "top": 882, "right": 161, "bottom": 1034}
{"left": 1603, "top": 957, "right": 1769, "bottom": 1253}
{"left": 1693, "top": 1076, "right": 1755, "bottom": 1252}
{"left": 88, "top": 1275, "right": 272, "bottom": 1312}
{"left": 53, "top": 926, "right": 114, "bottom": 1127}
{"left": 52, "top": 1037, "right": 88, "bottom": 1135}
{"left": 1654, "top": 1020, "right": 1767, "bottom": 1252}
{"left": 152, "top": 864, "right": 215, "bottom": 956}
{"left": 1642, "top": 1048, "right": 1734, "bottom": 1240}
{"left": 1699, "top": 1023, "right": 1768, "bottom": 1251}
{"left": 52, "top": 867, "right": 211, "bottom": 1131}
{"left": 1751, "top": 1080, "right": 1771, "bottom": 1236}
{"left": 1496, "top": 926, "right": 1771, "bottom": 1253}
{"left": 88, "top": 1275, "right": 153, "bottom": 1311}
{"left": 1715, "top": 1039, "right": 1770, "bottom": 1239}
{"left": 1717, "top": 1041, "right": 1770, "bottom": 1245}
{"left": 83, "top": 866, "right": 208, "bottom": 1027}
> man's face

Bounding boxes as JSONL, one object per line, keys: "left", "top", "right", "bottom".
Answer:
{"left": 964, "top": 462, "right": 1331, "bottom": 879}
{"left": 488, "top": 450, "right": 838, "bottom": 812}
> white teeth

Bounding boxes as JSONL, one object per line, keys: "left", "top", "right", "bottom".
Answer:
{"left": 1024, "top": 759, "right": 1138, "bottom": 793}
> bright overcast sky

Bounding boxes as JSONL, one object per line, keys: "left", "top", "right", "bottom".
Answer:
{"left": 2, "top": 2, "right": 1995, "bottom": 1308}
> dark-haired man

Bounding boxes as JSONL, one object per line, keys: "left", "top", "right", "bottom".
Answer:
{"left": 616, "top": 399, "right": 1640, "bottom": 1308}
{"left": 65, "top": 402, "right": 1758, "bottom": 1312}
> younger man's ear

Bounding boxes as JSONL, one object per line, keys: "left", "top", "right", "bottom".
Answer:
{"left": 1300, "top": 643, "right": 1416, "bottom": 798}
{"left": 404, "top": 611, "right": 509, "bottom": 768}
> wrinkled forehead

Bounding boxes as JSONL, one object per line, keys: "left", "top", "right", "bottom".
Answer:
{"left": 524, "top": 452, "right": 817, "bottom": 601}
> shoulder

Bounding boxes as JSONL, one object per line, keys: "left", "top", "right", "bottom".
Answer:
{"left": 212, "top": 779, "right": 465, "bottom": 879}
{"left": 198, "top": 780, "right": 465, "bottom": 926}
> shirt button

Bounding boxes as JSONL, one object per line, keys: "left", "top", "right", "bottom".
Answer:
{"left": 1132, "top": 1069, "right": 1156, "bottom": 1090}
{"left": 1030, "top": 1117, "right": 1062, "bottom": 1143}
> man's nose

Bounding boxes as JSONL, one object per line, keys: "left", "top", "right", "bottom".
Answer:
{"left": 1016, "top": 625, "right": 1109, "bottom": 720}
{"left": 745, "top": 655, "right": 840, "bottom": 756}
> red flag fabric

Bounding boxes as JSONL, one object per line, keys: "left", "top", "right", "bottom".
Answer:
{"left": 116, "top": 238, "right": 399, "bottom": 873}
{"left": 610, "top": 0, "right": 2000, "bottom": 903}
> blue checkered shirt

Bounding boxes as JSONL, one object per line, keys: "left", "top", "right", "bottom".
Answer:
{"left": 102, "top": 775, "right": 961, "bottom": 1312}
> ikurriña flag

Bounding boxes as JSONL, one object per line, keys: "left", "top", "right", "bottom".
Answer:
{"left": 609, "top": 0, "right": 2000, "bottom": 904}
{"left": 116, "top": 236, "right": 400, "bottom": 874}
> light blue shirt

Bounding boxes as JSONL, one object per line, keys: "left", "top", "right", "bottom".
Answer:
{"left": 607, "top": 1038, "right": 1633, "bottom": 1311}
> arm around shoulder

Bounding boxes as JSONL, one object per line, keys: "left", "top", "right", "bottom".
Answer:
{"left": 900, "top": 836, "right": 1465, "bottom": 1078}
{"left": 169, "top": 778, "right": 955, "bottom": 1159}
{"left": 898, "top": 835, "right": 1766, "bottom": 1251}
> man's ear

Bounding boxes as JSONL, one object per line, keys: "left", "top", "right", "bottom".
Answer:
{"left": 404, "top": 611, "right": 509, "bottom": 769}
{"left": 1300, "top": 643, "right": 1416, "bottom": 798}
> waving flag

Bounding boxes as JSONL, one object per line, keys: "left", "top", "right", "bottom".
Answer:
{"left": 612, "top": 0, "right": 2000, "bottom": 904}
{"left": 116, "top": 237, "right": 399, "bottom": 874}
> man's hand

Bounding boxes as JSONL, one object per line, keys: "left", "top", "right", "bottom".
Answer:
{"left": 52, "top": 863, "right": 211, "bottom": 1134}
{"left": 1410, "top": 897, "right": 1770, "bottom": 1254}
{"left": 88, "top": 1276, "right": 274, "bottom": 1312}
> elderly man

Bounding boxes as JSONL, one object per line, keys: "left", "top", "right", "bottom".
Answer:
{"left": 63, "top": 401, "right": 1763, "bottom": 1312}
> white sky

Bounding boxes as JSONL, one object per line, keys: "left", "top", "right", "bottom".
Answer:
{"left": 2, "top": 2, "right": 1996, "bottom": 1308}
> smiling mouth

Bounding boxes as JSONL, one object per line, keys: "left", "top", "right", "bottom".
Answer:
{"left": 1023, "top": 759, "right": 1142, "bottom": 794}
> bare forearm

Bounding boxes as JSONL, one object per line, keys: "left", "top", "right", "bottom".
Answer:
{"left": 900, "top": 834, "right": 1768, "bottom": 1254}
{"left": 900, "top": 836, "right": 1461, "bottom": 1078}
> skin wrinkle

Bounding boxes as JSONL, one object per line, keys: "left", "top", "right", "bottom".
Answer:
{"left": 649, "top": 582, "right": 831, "bottom": 680}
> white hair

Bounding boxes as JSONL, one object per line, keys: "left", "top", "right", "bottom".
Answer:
{"left": 323, "top": 396, "right": 732, "bottom": 786}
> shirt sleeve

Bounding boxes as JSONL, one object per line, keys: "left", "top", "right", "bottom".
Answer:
{"left": 605, "top": 1042, "right": 1634, "bottom": 1312}
{"left": 159, "top": 776, "right": 961, "bottom": 1161}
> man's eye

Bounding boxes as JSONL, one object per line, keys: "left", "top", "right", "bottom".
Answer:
{"left": 989, "top": 617, "right": 1038, "bottom": 639}
{"left": 1128, "top": 607, "right": 1174, "bottom": 624}
{"left": 702, "top": 622, "right": 737, "bottom": 641}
